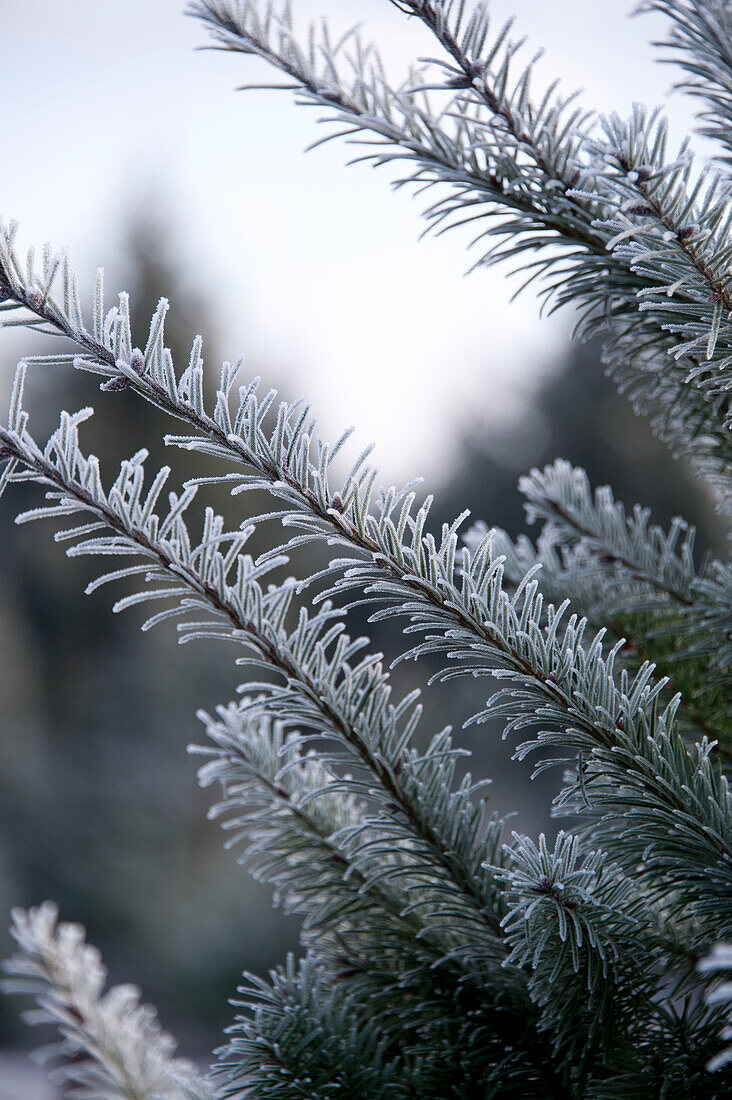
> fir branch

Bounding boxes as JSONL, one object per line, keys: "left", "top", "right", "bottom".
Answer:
{"left": 638, "top": 0, "right": 732, "bottom": 162}
{"left": 195, "top": 704, "right": 412, "bottom": 942}
{"left": 186, "top": 2, "right": 732, "bottom": 498}
{"left": 480, "top": 520, "right": 732, "bottom": 756}
{"left": 188, "top": 0, "right": 617, "bottom": 301}
{"left": 1, "top": 4, "right": 732, "bottom": 1094}
{"left": 218, "top": 949, "right": 582, "bottom": 1099}
{"left": 494, "top": 832, "right": 662, "bottom": 1081}
{"left": 388, "top": 2, "right": 592, "bottom": 198}
{"left": 520, "top": 461, "right": 725, "bottom": 613}
{"left": 0, "top": 235, "right": 729, "bottom": 942}
{"left": 582, "top": 994, "right": 732, "bottom": 1097}
{"left": 1, "top": 411, "right": 579, "bottom": 1094}
{"left": 3, "top": 319, "right": 718, "bottom": 1098}
{"left": 492, "top": 831, "right": 727, "bottom": 1092}
{"left": 0, "top": 384, "right": 513, "bottom": 978}
{"left": 515, "top": 460, "right": 732, "bottom": 746}
{"left": 198, "top": 711, "right": 583, "bottom": 1096}
{"left": 194, "top": 702, "right": 510, "bottom": 976}
{"left": 2, "top": 903, "right": 213, "bottom": 1100}
{"left": 216, "top": 954, "right": 419, "bottom": 1099}
{"left": 589, "top": 107, "right": 732, "bottom": 423}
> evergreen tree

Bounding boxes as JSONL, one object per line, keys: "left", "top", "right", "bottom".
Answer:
{"left": 1, "top": 1, "right": 732, "bottom": 1095}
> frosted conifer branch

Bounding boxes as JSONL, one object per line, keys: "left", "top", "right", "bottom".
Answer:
{"left": 520, "top": 461, "right": 731, "bottom": 627}
{"left": 2, "top": 353, "right": 724, "bottom": 1086}
{"left": 186, "top": 1, "right": 732, "bottom": 501}
{"left": 0, "top": 382, "right": 515, "bottom": 981}
{"left": 492, "top": 832, "right": 725, "bottom": 1089}
{"left": 194, "top": 703, "right": 511, "bottom": 977}
{"left": 0, "top": 2, "right": 731, "bottom": 1091}
{"left": 216, "top": 954, "right": 412, "bottom": 1098}
{"left": 480, "top": 521, "right": 732, "bottom": 756}
{"left": 2, "top": 903, "right": 214, "bottom": 1100}
{"left": 188, "top": 0, "right": 606, "bottom": 265}
{"left": 188, "top": 0, "right": 619, "bottom": 319}
{"left": 194, "top": 708, "right": 590, "bottom": 1088}
{"left": 0, "top": 254, "right": 730, "bottom": 943}
{"left": 1, "top": 395, "right": 600, "bottom": 1083}
{"left": 493, "top": 831, "right": 664, "bottom": 1074}
{"left": 388, "top": 1, "right": 592, "bottom": 193}
{"left": 588, "top": 107, "right": 732, "bottom": 421}
{"left": 638, "top": 0, "right": 732, "bottom": 162}
{"left": 0, "top": 405, "right": 593, "bottom": 1090}
{"left": 218, "top": 951, "right": 583, "bottom": 1097}
{"left": 511, "top": 459, "right": 732, "bottom": 746}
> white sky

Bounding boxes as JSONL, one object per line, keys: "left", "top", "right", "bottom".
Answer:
{"left": 0, "top": 0, "right": 699, "bottom": 482}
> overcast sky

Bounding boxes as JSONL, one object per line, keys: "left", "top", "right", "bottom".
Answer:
{"left": 0, "top": 0, "right": 700, "bottom": 482}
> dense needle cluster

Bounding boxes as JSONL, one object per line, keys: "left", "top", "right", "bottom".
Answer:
{"left": 1, "top": 1, "right": 732, "bottom": 1096}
